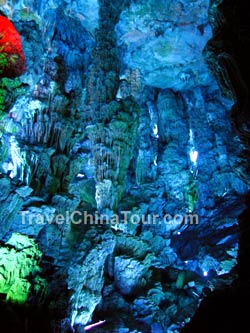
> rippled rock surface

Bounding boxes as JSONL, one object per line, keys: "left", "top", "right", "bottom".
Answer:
{"left": 0, "top": 0, "right": 249, "bottom": 332}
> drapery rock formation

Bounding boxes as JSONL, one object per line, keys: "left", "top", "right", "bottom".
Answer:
{"left": 0, "top": 0, "right": 249, "bottom": 332}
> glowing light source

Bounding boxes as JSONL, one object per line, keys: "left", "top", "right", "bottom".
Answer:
{"left": 188, "top": 129, "right": 198, "bottom": 165}
{"left": 116, "top": 87, "right": 122, "bottom": 100}
{"left": 153, "top": 155, "right": 158, "bottom": 166}
{"left": 153, "top": 124, "right": 159, "bottom": 138}
{"left": 203, "top": 271, "right": 208, "bottom": 277}
{"left": 76, "top": 173, "right": 85, "bottom": 178}
{"left": 190, "top": 149, "right": 198, "bottom": 164}
{"left": 85, "top": 320, "right": 106, "bottom": 331}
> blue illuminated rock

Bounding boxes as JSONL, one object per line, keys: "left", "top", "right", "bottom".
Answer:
{"left": 0, "top": 0, "right": 249, "bottom": 332}
{"left": 116, "top": 0, "right": 213, "bottom": 90}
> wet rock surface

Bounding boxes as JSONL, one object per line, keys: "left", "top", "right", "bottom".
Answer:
{"left": 0, "top": 0, "right": 249, "bottom": 332}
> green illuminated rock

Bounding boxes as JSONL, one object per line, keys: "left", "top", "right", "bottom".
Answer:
{"left": 6, "top": 278, "right": 31, "bottom": 303}
{"left": 0, "top": 233, "right": 47, "bottom": 304}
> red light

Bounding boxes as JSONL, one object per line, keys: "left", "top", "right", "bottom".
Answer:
{"left": 0, "top": 15, "right": 26, "bottom": 77}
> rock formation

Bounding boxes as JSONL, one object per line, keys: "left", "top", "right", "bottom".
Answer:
{"left": 0, "top": 0, "right": 249, "bottom": 332}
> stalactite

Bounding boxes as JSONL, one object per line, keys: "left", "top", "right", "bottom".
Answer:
{"left": 84, "top": 0, "right": 140, "bottom": 211}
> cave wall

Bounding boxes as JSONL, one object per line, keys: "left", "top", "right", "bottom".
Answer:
{"left": 0, "top": 0, "right": 249, "bottom": 332}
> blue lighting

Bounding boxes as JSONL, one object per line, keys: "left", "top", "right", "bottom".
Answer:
{"left": 190, "top": 149, "right": 198, "bottom": 164}
{"left": 203, "top": 271, "right": 208, "bottom": 277}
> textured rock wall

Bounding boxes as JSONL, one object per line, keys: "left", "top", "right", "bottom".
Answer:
{"left": 0, "top": 0, "right": 249, "bottom": 332}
